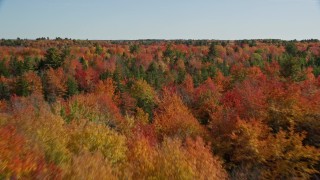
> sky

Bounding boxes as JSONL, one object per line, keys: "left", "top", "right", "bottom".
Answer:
{"left": 0, "top": 0, "right": 319, "bottom": 40}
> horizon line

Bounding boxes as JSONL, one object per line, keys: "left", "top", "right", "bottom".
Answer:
{"left": 1, "top": 38, "right": 319, "bottom": 41}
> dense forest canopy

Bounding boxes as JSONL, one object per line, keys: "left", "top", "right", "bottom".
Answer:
{"left": 0, "top": 39, "right": 320, "bottom": 179}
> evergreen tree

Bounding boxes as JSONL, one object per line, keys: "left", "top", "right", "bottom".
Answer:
{"left": 0, "top": 59, "right": 9, "bottom": 77}
{"left": 15, "top": 77, "right": 30, "bottom": 97}
{"left": 129, "top": 44, "right": 140, "bottom": 54}
{"left": 0, "top": 82, "right": 10, "bottom": 100}
{"left": 41, "top": 48, "right": 65, "bottom": 69}
{"left": 208, "top": 43, "right": 217, "bottom": 57}
{"left": 280, "top": 56, "right": 302, "bottom": 80}
{"left": 9, "top": 57, "right": 24, "bottom": 76}
{"left": 66, "top": 77, "right": 79, "bottom": 97}
{"left": 285, "top": 43, "right": 298, "bottom": 56}
{"left": 95, "top": 44, "right": 103, "bottom": 55}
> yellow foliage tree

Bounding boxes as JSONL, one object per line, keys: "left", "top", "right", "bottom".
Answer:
{"left": 65, "top": 151, "right": 117, "bottom": 180}
{"left": 67, "top": 119, "right": 127, "bottom": 165}
{"left": 127, "top": 136, "right": 227, "bottom": 180}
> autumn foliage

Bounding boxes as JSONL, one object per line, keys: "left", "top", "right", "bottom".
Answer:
{"left": 1, "top": 39, "right": 320, "bottom": 179}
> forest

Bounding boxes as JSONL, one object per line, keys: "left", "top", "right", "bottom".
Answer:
{"left": 0, "top": 38, "right": 320, "bottom": 179}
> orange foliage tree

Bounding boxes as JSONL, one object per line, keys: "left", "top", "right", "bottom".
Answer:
{"left": 154, "top": 90, "right": 205, "bottom": 140}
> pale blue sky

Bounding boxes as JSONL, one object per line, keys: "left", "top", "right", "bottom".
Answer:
{"left": 0, "top": 0, "right": 319, "bottom": 40}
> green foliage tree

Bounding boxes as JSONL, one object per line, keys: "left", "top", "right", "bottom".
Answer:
{"left": 15, "top": 76, "right": 30, "bottom": 97}
{"left": 0, "top": 82, "right": 10, "bottom": 100}
{"left": 208, "top": 43, "right": 218, "bottom": 57}
{"left": 0, "top": 59, "right": 9, "bottom": 77}
{"left": 40, "top": 48, "right": 65, "bottom": 69}
{"left": 130, "top": 44, "right": 140, "bottom": 54}
{"left": 9, "top": 57, "right": 25, "bottom": 76}
{"left": 66, "top": 77, "right": 79, "bottom": 97}
{"left": 279, "top": 56, "right": 303, "bottom": 81}
{"left": 131, "top": 79, "right": 157, "bottom": 121}
{"left": 95, "top": 44, "right": 103, "bottom": 55}
{"left": 285, "top": 42, "right": 298, "bottom": 56}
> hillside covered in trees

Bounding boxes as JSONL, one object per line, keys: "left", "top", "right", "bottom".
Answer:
{"left": 0, "top": 38, "right": 320, "bottom": 179}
